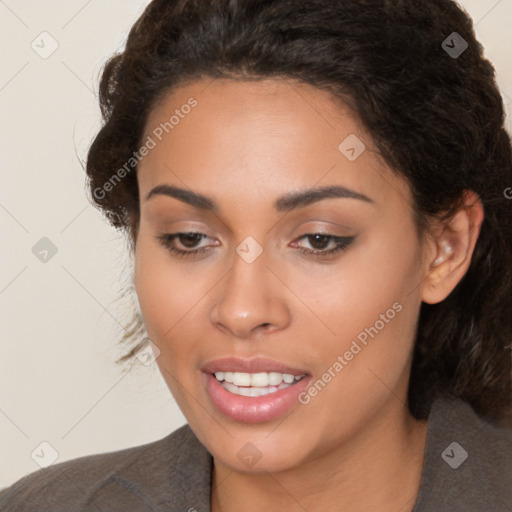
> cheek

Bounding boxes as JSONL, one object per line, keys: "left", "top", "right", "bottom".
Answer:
{"left": 294, "top": 221, "right": 423, "bottom": 396}
{"left": 134, "top": 232, "right": 204, "bottom": 350}
{"left": 133, "top": 232, "right": 210, "bottom": 414}
{"left": 299, "top": 221, "right": 421, "bottom": 335}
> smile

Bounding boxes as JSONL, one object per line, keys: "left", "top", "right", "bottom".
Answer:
{"left": 214, "top": 371, "right": 306, "bottom": 397}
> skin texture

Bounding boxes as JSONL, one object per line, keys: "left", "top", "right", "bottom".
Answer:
{"left": 133, "top": 78, "right": 483, "bottom": 512}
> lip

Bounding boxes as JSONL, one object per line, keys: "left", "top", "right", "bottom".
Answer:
{"left": 201, "top": 356, "right": 310, "bottom": 376}
{"left": 201, "top": 357, "right": 312, "bottom": 423}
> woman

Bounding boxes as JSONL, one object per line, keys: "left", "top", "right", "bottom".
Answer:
{"left": 1, "top": 0, "right": 511, "bottom": 510}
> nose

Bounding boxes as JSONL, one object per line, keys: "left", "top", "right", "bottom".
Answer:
{"left": 209, "top": 251, "right": 291, "bottom": 339}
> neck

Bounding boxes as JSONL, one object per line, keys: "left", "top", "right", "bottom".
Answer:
{"left": 211, "top": 399, "right": 428, "bottom": 512}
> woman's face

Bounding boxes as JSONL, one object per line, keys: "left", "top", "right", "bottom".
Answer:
{"left": 134, "top": 78, "right": 432, "bottom": 473}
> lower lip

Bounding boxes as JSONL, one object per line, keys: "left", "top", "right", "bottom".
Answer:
{"left": 203, "top": 372, "right": 312, "bottom": 423}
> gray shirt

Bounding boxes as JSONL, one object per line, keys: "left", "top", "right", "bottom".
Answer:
{"left": 1, "top": 393, "right": 511, "bottom": 511}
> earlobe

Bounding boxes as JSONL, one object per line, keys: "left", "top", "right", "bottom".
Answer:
{"left": 421, "top": 190, "right": 484, "bottom": 305}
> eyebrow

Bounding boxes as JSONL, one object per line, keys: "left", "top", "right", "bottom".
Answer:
{"left": 145, "top": 184, "right": 374, "bottom": 212}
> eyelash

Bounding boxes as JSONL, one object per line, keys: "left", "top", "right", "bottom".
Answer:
{"left": 156, "top": 232, "right": 355, "bottom": 259}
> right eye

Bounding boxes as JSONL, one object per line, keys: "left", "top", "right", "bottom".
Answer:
{"left": 156, "top": 232, "right": 216, "bottom": 258}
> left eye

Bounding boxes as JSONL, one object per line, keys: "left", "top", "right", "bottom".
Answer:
{"left": 292, "top": 234, "right": 355, "bottom": 257}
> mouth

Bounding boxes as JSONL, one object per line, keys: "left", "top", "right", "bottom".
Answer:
{"left": 201, "top": 357, "right": 312, "bottom": 423}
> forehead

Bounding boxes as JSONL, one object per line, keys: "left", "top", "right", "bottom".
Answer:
{"left": 143, "top": 77, "right": 364, "bottom": 148}
{"left": 138, "top": 78, "right": 410, "bottom": 210}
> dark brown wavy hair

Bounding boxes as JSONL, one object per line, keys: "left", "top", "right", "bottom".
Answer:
{"left": 85, "top": 0, "right": 512, "bottom": 424}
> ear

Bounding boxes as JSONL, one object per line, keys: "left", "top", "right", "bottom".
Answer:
{"left": 421, "top": 190, "right": 484, "bottom": 305}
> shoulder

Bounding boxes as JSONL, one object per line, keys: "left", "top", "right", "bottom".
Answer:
{"left": 414, "top": 393, "right": 512, "bottom": 512}
{"left": 0, "top": 423, "right": 213, "bottom": 512}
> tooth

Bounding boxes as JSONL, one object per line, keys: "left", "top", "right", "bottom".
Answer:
{"left": 250, "top": 372, "right": 270, "bottom": 387}
{"left": 233, "top": 372, "right": 251, "bottom": 386}
{"left": 238, "top": 386, "right": 252, "bottom": 397}
{"left": 283, "top": 373, "right": 294, "bottom": 384}
{"left": 222, "top": 381, "right": 240, "bottom": 394}
{"left": 224, "top": 372, "right": 235, "bottom": 383}
{"left": 214, "top": 371, "right": 224, "bottom": 381}
{"left": 268, "top": 372, "right": 283, "bottom": 385}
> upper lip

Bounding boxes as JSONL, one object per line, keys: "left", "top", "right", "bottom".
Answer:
{"left": 201, "top": 357, "right": 309, "bottom": 376}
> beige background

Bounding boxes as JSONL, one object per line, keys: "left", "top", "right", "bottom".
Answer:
{"left": 1, "top": 0, "right": 511, "bottom": 489}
